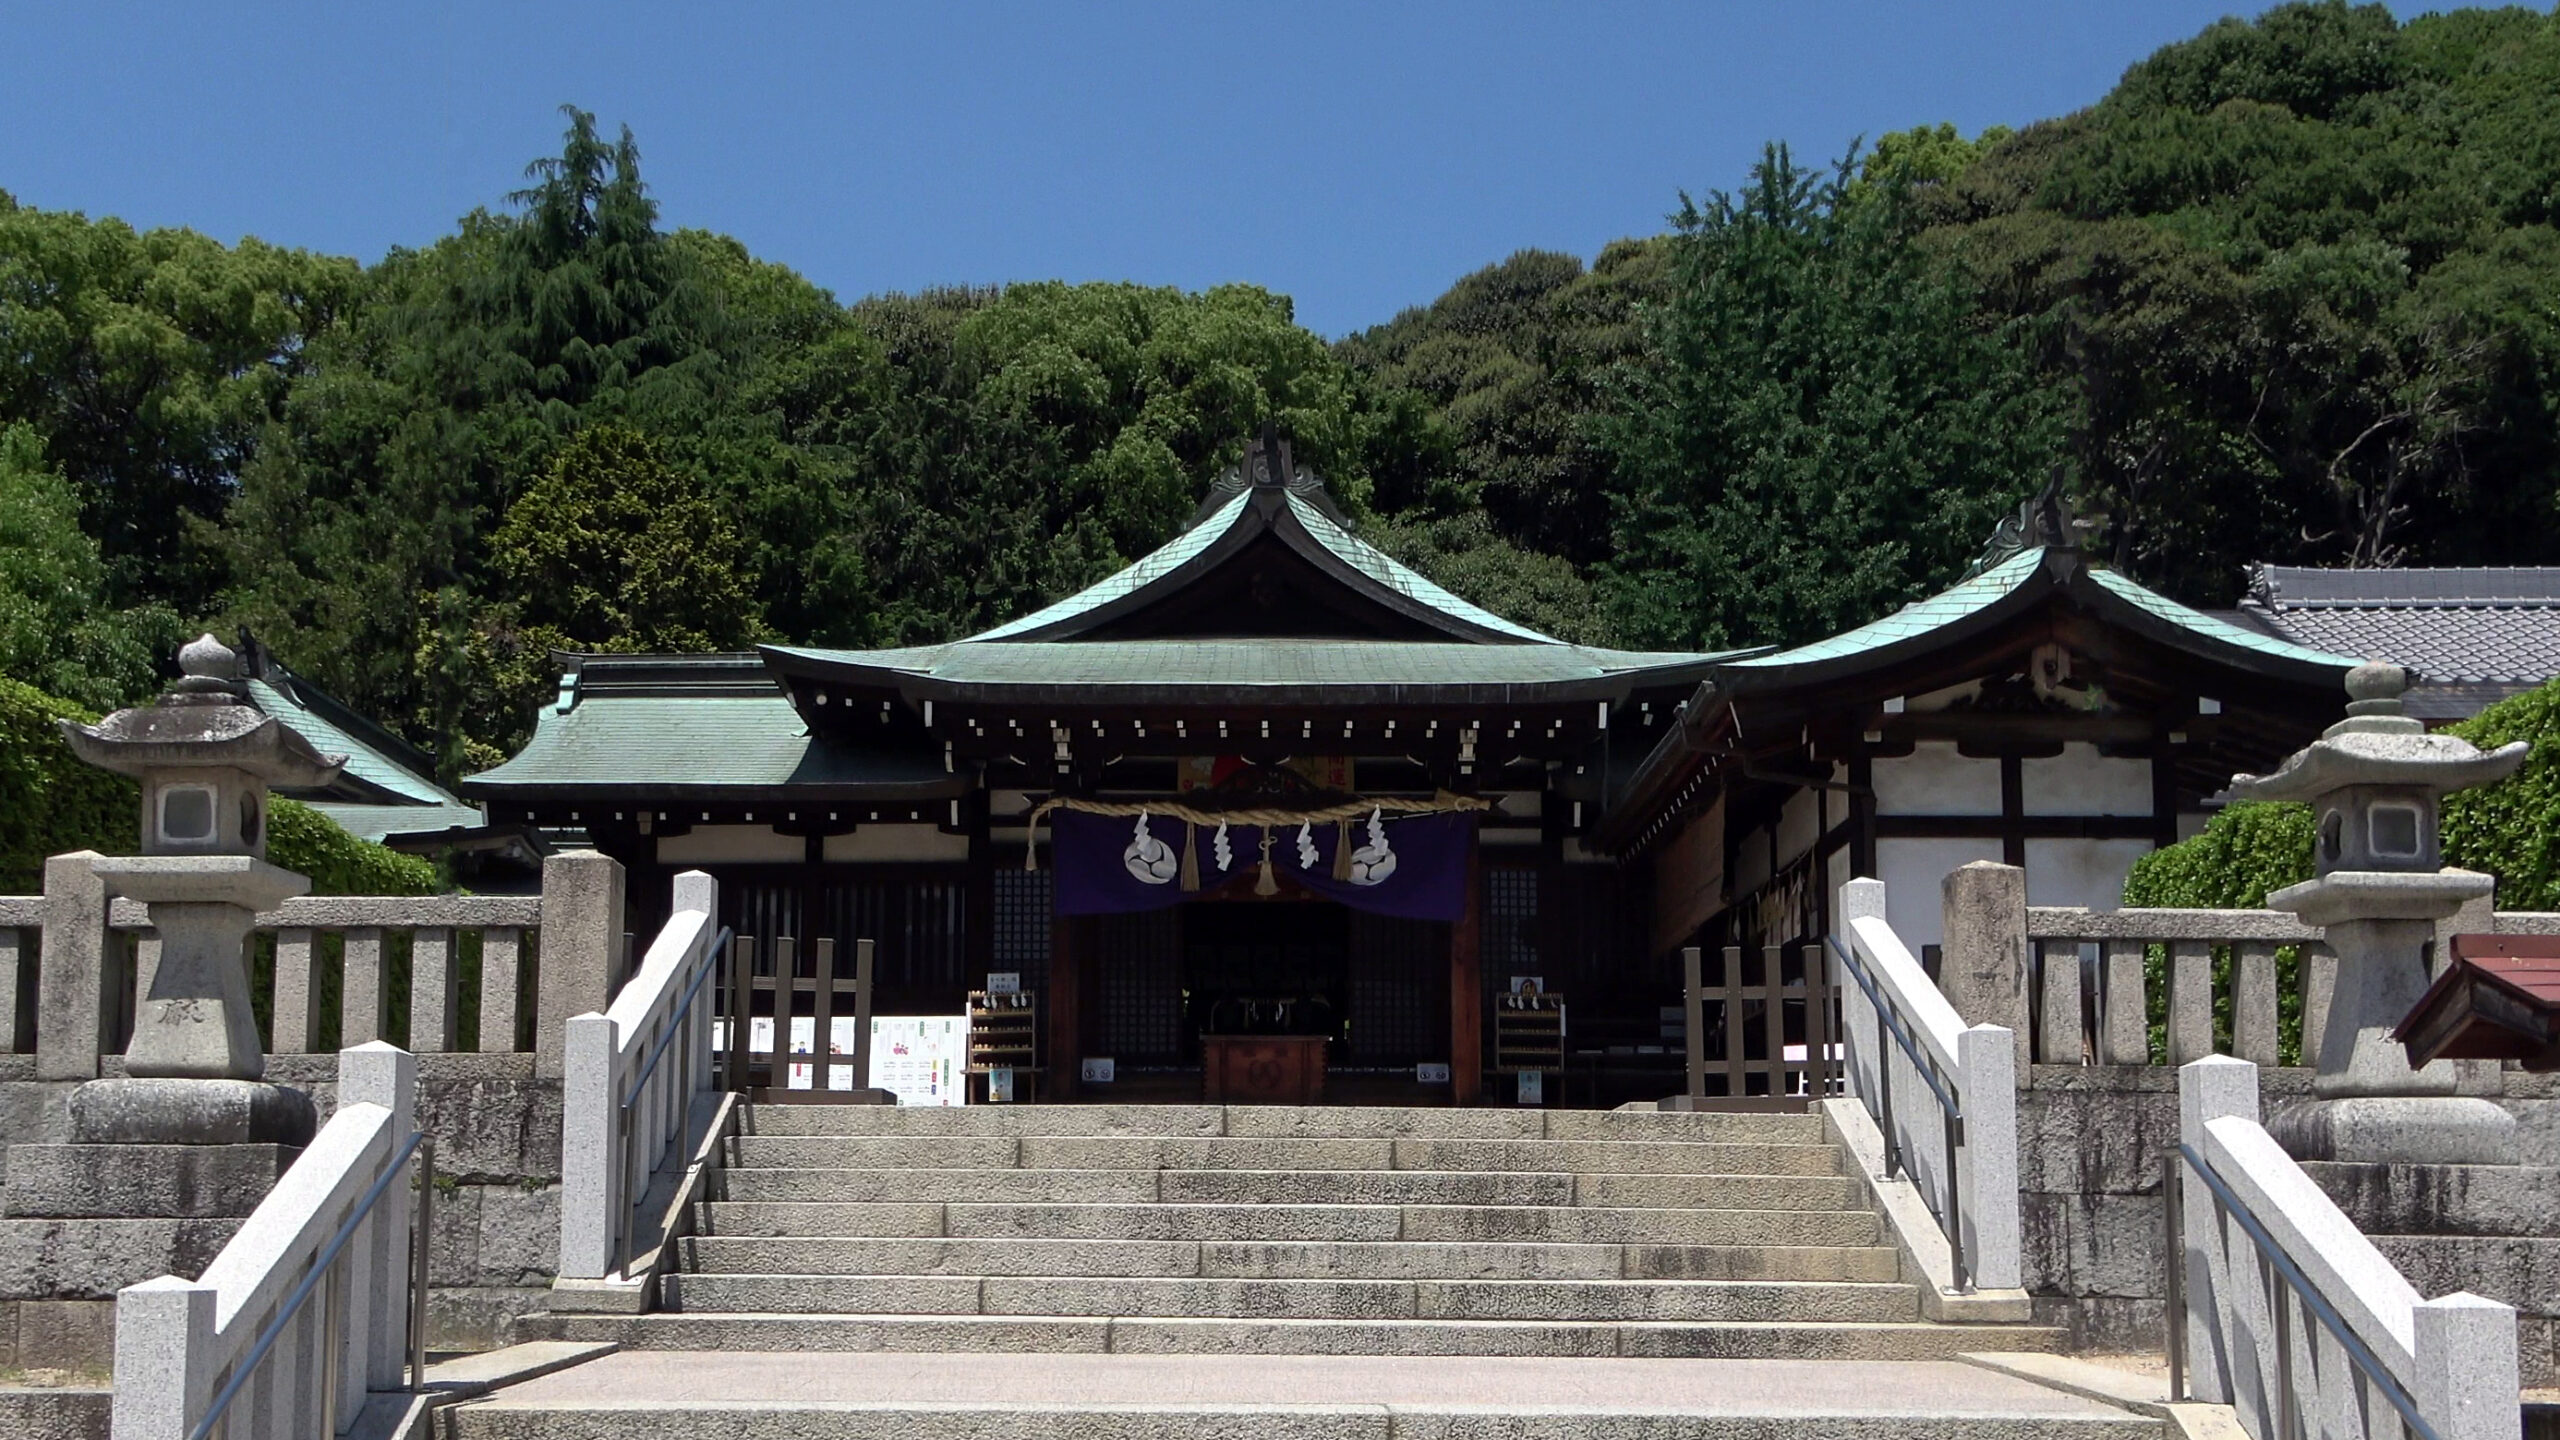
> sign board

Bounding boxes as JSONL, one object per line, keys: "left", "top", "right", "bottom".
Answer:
{"left": 986, "top": 1067, "right": 1015, "bottom": 1103}
{"left": 1516, "top": 1070, "right": 1544, "bottom": 1106}
{"left": 1081, "top": 1057, "right": 1116, "bottom": 1084}
{"left": 871, "top": 1016, "right": 969, "bottom": 1106}
{"left": 1415, "top": 1062, "right": 1451, "bottom": 1084}
{"left": 987, "top": 971, "right": 1021, "bottom": 995}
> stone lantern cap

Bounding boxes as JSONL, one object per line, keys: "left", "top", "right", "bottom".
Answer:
{"left": 57, "top": 633, "right": 344, "bottom": 788}
{"left": 2228, "top": 659, "right": 2524, "bottom": 804}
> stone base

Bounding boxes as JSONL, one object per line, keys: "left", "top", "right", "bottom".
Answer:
{"left": 2269, "top": 1095, "right": 2519, "bottom": 1165}
{"left": 2, "top": 1144, "right": 299, "bottom": 1220}
{"left": 64, "top": 1078, "right": 313, "bottom": 1146}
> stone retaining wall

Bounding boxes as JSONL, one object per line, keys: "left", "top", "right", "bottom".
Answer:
{"left": 2020, "top": 1062, "right": 2560, "bottom": 1382}
{"left": 0, "top": 1052, "right": 562, "bottom": 1368}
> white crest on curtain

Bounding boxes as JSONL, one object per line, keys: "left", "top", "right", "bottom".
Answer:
{"left": 1124, "top": 813, "right": 1178, "bottom": 885}
{"left": 1348, "top": 808, "right": 1397, "bottom": 886}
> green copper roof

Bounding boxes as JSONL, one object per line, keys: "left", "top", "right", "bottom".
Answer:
{"left": 2089, "top": 566, "right": 2362, "bottom": 669}
{"left": 467, "top": 692, "right": 956, "bottom": 797}
{"left": 1281, "top": 494, "right": 1555, "bottom": 643}
{"left": 1724, "top": 550, "right": 2045, "bottom": 669}
{"left": 974, "top": 492, "right": 1252, "bottom": 641}
{"left": 1724, "top": 548, "right": 2358, "bottom": 676}
{"left": 767, "top": 638, "right": 1728, "bottom": 696}
{"left": 302, "top": 800, "right": 490, "bottom": 844}
{"left": 247, "top": 678, "right": 459, "bottom": 808}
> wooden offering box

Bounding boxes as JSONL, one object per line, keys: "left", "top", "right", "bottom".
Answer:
{"left": 1202, "top": 1034, "right": 1327, "bottom": 1104}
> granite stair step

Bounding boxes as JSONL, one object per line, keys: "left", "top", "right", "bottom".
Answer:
{"left": 714, "top": 1165, "right": 1865, "bottom": 1209}
{"left": 694, "top": 1199, "right": 1887, "bottom": 1247}
{"left": 675, "top": 1235, "right": 1904, "bottom": 1283}
{"left": 444, "top": 1351, "right": 2155, "bottom": 1440}
{"left": 656, "top": 1273, "right": 1923, "bottom": 1323}
{"left": 722, "top": 1133, "right": 1844, "bottom": 1175}
{"left": 738, "top": 1103, "right": 1826, "bottom": 1145}
{"left": 526, "top": 1311, "right": 2070, "bottom": 1361}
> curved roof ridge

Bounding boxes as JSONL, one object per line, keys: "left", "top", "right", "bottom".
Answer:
{"left": 969, "top": 490, "right": 1255, "bottom": 642}
{"left": 1279, "top": 494, "right": 1559, "bottom": 644}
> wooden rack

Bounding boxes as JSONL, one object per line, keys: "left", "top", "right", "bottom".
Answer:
{"left": 1493, "top": 992, "right": 1566, "bottom": 1074}
{"left": 967, "top": 988, "right": 1041, "bottom": 1102}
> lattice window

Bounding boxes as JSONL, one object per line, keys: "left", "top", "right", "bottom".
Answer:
{"left": 1345, "top": 912, "right": 1446, "bottom": 1065}
{"left": 822, "top": 876, "right": 969, "bottom": 1010}
{"left": 991, "top": 869, "right": 1052, "bottom": 995}
{"left": 1096, "top": 910, "right": 1184, "bottom": 1064}
{"left": 1485, "top": 866, "right": 1541, "bottom": 985}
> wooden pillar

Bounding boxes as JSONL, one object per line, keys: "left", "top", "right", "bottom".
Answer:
{"left": 1050, "top": 912, "right": 1082, "bottom": 1099}
{"left": 1450, "top": 832, "right": 1484, "bottom": 1106}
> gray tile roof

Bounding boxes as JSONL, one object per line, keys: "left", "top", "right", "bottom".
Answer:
{"left": 2241, "top": 565, "right": 2560, "bottom": 686}
{"left": 467, "top": 692, "right": 957, "bottom": 797}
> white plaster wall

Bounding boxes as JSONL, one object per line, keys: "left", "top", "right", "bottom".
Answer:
{"left": 657, "top": 825, "right": 805, "bottom": 865}
{"left": 2021, "top": 744, "right": 2153, "bottom": 817}
{"left": 1876, "top": 837, "right": 2002, "bottom": 953}
{"left": 2022, "top": 838, "right": 2157, "bottom": 912}
{"left": 1776, "top": 787, "right": 1821, "bottom": 864}
{"left": 2177, "top": 811, "right": 2210, "bottom": 842}
{"left": 823, "top": 826, "right": 971, "bottom": 863}
{"left": 1873, "top": 742, "right": 2002, "bottom": 816}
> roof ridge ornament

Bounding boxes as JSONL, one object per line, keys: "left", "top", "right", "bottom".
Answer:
{"left": 1966, "top": 466, "right": 2081, "bottom": 579}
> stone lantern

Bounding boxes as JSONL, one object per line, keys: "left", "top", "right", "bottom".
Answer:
{"left": 57, "top": 634, "right": 343, "bottom": 1102}
{"left": 2228, "top": 660, "right": 2528, "bottom": 1163}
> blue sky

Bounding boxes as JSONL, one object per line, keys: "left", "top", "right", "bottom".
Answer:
{"left": 0, "top": 2, "right": 2435, "bottom": 337}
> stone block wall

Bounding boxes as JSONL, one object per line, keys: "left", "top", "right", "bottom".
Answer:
{"left": 0, "top": 1052, "right": 564, "bottom": 1368}
{"left": 2019, "top": 1062, "right": 2560, "bottom": 1383}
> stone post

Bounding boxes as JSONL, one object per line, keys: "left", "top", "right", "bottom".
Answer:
{"left": 34, "top": 850, "right": 110, "bottom": 1080}
{"left": 1940, "top": 861, "right": 2030, "bottom": 1075}
{"left": 1954, "top": 1022, "right": 2020, "bottom": 1289}
{"left": 2412, "top": 1292, "right": 2520, "bottom": 1440}
{"left": 2176, "top": 1056, "right": 2260, "bottom": 1407}
{"left": 109, "top": 1275, "right": 218, "bottom": 1440}
{"left": 557, "top": 1010, "right": 618, "bottom": 1279}
{"left": 338, "top": 1042, "right": 415, "bottom": 1394}
{"left": 536, "top": 851, "right": 625, "bottom": 1081}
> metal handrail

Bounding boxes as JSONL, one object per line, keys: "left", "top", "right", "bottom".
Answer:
{"left": 614, "top": 924, "right": 732, "bottom": 1271}
{"left": 621, "top": 924, "right": 733, "bottom": 1111}
{"left": 191, "top": 1129, "right": 434, "bottom": 1440}
{"left": 2168, "top": 1140, "right": 2437, "bottom": 1440}
{"left": 1827, "top": 932, "right": 1972, "bottom": 1293}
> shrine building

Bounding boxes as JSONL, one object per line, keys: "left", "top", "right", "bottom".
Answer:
{"left": 464, "top": 442, "right": 2361, "bottom": 1106}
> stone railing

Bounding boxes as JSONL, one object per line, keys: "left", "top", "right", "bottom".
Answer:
{"left": 2173, "top": 1056, "right": 2516, "bottom": 1440}
{"left": 1832, "top": 878, "right": 2021, "bottom": 1296}
{"left": 113, "top": 1043, "right": 427, "bottom": 1440}
{"left": 558, "top": 871, "right": 724, "bottom": 1284}
{"left": 1938, "top": 860, "right": 2560, "bottom": 1070}
{"left": 2, "top": 849, "right": 631, "bottom": 1082}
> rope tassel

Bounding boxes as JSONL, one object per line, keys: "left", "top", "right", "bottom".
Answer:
{"left": 1180, "top": 821, "right": 1200, "bottom": 891}
{"left": 1255, "top": 827, "right": 1279, "bottom": 896}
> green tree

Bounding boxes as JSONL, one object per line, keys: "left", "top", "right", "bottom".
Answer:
{"left": 0, "top": 423, "right": 184, "bottom": 708}
{"left": 0, "top": 190, "right": 356, "bottom": 610}
{"left": 1598, "top": 145, "right": 2066, "bottom": 651}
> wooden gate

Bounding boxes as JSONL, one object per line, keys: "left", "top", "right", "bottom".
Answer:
{"left": 717, "top": 932, "right": 876, "bottom": 1098}
{"left": 1678, "top": 940, "right": 1840, "bottom": 1108}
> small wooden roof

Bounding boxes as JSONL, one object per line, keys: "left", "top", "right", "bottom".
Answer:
{"left": 2396, "top": 934, "right": 2560, "bottom": 1071}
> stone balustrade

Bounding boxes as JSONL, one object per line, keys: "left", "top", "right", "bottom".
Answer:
{"left": 558, "top": 870, "right": 721, "bottom": 1285}
{"left": 2176, "top": 1055, "right": 2516, "bottom": 1440}
{"left": 112, "top": 1043, "right": 423, "bottom": 1440}
{"left": 0, "top": 850, "right": 630, "bottom": 1078}
{"left": 1833, "top": 877, "right": 2021, "bottom": 1296}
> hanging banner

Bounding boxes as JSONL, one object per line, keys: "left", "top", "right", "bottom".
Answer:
{"left": 1050, "top": 808, "right": 1475, "bottom": 921}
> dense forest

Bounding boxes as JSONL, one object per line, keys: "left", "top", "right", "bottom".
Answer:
{"left": 3, "top": 2, "right": 2557, "bottom": 782}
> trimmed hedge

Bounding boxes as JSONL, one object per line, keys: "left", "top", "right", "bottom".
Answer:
{"left": 0, "top": 676, "right": 440, "bottom": 895}
{"left": 2123, "top": 675, "right": 2560, "bottom": 913}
